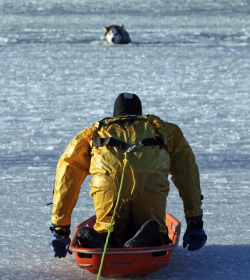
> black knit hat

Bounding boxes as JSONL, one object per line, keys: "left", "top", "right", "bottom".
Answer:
{"left": 113, "top": 93, "right": 142, "bottom": 117}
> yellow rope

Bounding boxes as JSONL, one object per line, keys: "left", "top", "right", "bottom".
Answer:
{"left": 97, "top": 153, "right": 133, "bottom": 279}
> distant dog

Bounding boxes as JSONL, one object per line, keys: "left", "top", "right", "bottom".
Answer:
{"left": 103, "top": 25, "right": 131, "bottom": 44}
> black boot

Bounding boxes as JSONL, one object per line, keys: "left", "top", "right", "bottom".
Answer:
{"left": 123, "top": 220, "right": 163, "bottom": 248}
{"left": 77, "top": 227, "right": 117, "bottom": 249}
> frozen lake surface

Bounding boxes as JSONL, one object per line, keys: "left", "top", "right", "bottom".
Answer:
{"left": 0, "top": 1, "right": 250, "bottom": 279}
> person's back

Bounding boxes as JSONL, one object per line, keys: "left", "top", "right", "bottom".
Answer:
{"left": 89, "top": 114, "right": 171, "bottom": 192}
{"left": 88, "top": 114, "right": 173, "bottom": 245}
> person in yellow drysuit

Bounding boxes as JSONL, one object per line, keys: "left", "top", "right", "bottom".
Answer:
{"left": 49, "top": 93, "right": 207, "bottom": 258}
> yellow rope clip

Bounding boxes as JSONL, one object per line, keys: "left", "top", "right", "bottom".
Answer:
{"left": 108, "top": 225, "right": 114, "bottom": 232}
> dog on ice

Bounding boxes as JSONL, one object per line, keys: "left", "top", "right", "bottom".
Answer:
{"left": 103, "top": 25, "right": 131, "bottom": 44}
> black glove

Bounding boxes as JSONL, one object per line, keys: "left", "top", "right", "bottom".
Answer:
{"left": 49, "top": 225, "right": 72, "bottom": 258}
{"left": 183, "top": 216, "right": 207, "bottom": 251}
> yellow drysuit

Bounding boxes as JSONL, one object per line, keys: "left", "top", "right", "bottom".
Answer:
{"left": 51, "top": 114, "right": 203, "bottom": 245}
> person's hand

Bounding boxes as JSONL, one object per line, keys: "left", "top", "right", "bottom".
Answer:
{"left": 183, "top": 216, "right": 207, "bottom": 251}
{"left": 49, "top": 225, "right": 72, "bottom": 258}
{"left": 49, "top": 233, "right": 72, "bottom": 258}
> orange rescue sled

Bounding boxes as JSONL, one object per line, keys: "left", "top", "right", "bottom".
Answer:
{"left": 69, "top": 213, "right": 181, "bottom": 277}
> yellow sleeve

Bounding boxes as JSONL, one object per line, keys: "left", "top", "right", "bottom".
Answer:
{"left": 51, "top": 129, "right": 91, "bottom": 226}
{"left": 169, "top": 125, "right": 203, "bottom": 218}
